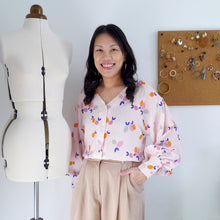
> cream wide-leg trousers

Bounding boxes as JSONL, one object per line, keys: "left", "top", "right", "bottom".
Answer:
{"left": 70, "top": 159, "right": 145, "bottom": 220}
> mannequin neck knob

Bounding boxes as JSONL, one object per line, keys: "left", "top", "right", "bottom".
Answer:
{"left": 26, "top": 4, "right": 47, "bottom": 20}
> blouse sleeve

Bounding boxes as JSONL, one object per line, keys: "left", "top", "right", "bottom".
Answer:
{"left": 138, "top": 92, "right": 181, "bottom": 179}
{"left": 68, "top": 94, "right": 85, "bottom": 187}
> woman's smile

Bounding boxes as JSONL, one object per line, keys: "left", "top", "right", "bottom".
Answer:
{"left": 101, "top": 63, "right": 115, "bottom": 70}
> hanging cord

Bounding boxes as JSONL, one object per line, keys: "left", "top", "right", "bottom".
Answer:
{"left": 1, "top": 65, "right": 18, "bottom": 168}
{"left": 40, "top": 20, "right": 49, "bottom": 170}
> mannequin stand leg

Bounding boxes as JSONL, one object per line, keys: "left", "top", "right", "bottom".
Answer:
{"left": 30, "top": 182, "right": 43, "bottom": 220}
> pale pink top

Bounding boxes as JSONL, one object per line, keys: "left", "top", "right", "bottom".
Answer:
{"left": 68, "top": 81, "right": 181, "bottom": 186}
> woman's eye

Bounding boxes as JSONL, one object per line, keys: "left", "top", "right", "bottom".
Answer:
{"left": 112, "top": 48, "right": 118, "bottom": 51}
{"left": 96, "top": 49, "right": 103, "bottom": 52}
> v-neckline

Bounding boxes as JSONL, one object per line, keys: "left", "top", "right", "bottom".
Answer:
{"left": 96, "top": 86, "right": 127, "bottom": 106}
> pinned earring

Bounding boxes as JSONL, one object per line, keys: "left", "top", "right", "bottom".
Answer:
{"left": 201, "top": 66, "right": 206, "bottom": 80}
{"left": 171, "top": 38, "right": 176, "bottom": 44}
{"left": 213, "top": 71, "right": 220, "bottom": 80}
{"left": 176, "top": 38, "right": 183, "bottom": 46}
{"left": 189, "top": 57, "right": 195, "bottom": 71}
{"left": 208, "top": 64, "right": 214, "bottom": 70}
{"left": 172, "top": 54, "right": 176, "bottom": 61}
{"left": 196, "top": 31, "right": 200, "bottom": 43}
{"left": 199, "top": 52, "right": 206, "bottom": 61}
{"left": 164, "top": 63, "right": 168, "bottom": 68}
{"left": 199, "top": 54, "right": 204, "bottom": 61}
{"left": 160, "top": 46, "right": 165, "bottom": 58}
{"left": 166, "top": 51, "right": 171, "bottom": 59}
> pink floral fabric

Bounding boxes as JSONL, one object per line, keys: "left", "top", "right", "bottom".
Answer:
{"left": 68, "top": 81, "right": 181, "bottom": 186}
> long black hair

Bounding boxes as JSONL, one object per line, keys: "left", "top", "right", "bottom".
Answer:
{"left": 83, "top": 24, "right": 137, "bottom": 105}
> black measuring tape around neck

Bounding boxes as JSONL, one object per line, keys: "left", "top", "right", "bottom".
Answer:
{"left": 1, "top": 65, "right": 18, "bottom": 168}
{"left": 40, "top": 20, "right": 50, "bottom": 171}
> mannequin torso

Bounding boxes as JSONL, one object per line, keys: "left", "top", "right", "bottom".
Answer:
{"left": 0, "top": 18, "right": 72, "bottom": 182}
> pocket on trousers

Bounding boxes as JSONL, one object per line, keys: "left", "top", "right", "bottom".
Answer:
{"left": 129, "top": 174, "right": 144, "bottom": 193}
{"left": 74, "top": 160, "right": 87, "bottom": 188}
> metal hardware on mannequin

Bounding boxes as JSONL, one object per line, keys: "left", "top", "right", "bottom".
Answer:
{"left": 30, "top": 182, "right": 43, "bottom": 220}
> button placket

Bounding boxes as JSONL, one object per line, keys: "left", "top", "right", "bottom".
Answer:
{"left": 100, "top": 104, "right": 109, "bottom": 157}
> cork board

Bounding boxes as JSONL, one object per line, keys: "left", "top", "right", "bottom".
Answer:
{"left": 158, "top": 30, "right": 220, "bottom": 105}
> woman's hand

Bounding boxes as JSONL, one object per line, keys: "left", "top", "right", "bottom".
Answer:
{"left": 120, "top": 167, "right": 147, "bottom": 185}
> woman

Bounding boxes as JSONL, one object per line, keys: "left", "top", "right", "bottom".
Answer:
{"left": 68, "top": 24, "right": 181, "bottom": 220}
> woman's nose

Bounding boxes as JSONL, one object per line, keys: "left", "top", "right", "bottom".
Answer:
{"left": 102, "top": 51, "right": 111, "bottom": 59}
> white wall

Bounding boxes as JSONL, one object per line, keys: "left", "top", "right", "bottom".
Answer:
{"left": 0, "top": 0, "right": 220, "bottom": 220}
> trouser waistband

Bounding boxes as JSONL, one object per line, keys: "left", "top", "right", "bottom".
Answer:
{"left": 86, "top": 158, "right": 142, "bottom": 166}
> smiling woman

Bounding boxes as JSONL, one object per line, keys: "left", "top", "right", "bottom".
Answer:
{"left": 93, "top": 33, "right": 127, "bottom": 104}
{"left": 93, "top": 33, "right": 125, "bottom": 80}
{"left": 68, "top": 24, "right": 181, "bottom": 220}
{"left": 83, "top": 24, "right": 137, "bottom": 106}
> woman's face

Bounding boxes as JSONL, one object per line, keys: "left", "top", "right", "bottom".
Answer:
{"left": 93, "top": 33, "right": 125, "bottom": 81}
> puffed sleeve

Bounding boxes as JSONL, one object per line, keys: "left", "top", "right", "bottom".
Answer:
{"left": 68, "top": 93, "right": 85, "bottom": 187}
{"left": 138, "top": 90, "right": 181, "bottom": 179}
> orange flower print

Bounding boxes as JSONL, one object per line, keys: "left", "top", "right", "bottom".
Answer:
{"left": 92, "top": 131, "right": 97, "bottom": 138}
{"left": 81, "top": 101, "right": 96, "bottom": 114}
{"left": 129, "top": 124, "right": 136, "bottom": 131}
{"left": 164, "top": 140, "right": 172, "bottom": 147}
{"left": 147, "top": 165, "right": 154, "bottom": 169}
{"left": 163, "top": 99, "right": 166, "bottom": 106}
{"left": 137, "top": 80, "right": 146, "bottom": 86}
{"left": 150, "top": 91, "right": 157, "bottom": 98}
{"left": 125, "top": 147, "right": 142, "bottom": 160}
{"left": 106, "top": 117, "right": 116, "bottom": 125}
{"left": 143, "top": 120, "right": 150, "bottom": 131}
{"left": 150, "top": 92, "right": 154, "bottom": 97}
{"left": 124, "top": 121, "right": 137, "bottom": 132}
{"left": 106, "top": 118, "right": 109, "bottom": 123}
{"left": 134, "top": 147, "right": 139, "bottom": 154}
{"left": 104, "top": 131, "right": 110, "bottom": 139}
{"left": 147, "top": 164, "right": 157, "bottom": 171}
{"left": 91, "top": 116, "right": 102, "bottom": 125}
{"left": 131, "top": 100, "right": 146, "bottom": 115}
{"left": 88, "top": 102, "right": 94, "bottom": 108}
{"left": 166, "top": 171, "right": 173, "bottom": 176}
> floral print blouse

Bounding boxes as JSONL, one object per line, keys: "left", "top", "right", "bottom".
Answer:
{"left": 68, "top": 81, "right": 181, "bottom": 186}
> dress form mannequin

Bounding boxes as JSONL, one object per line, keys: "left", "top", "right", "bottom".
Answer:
{"left": 0, "top": 5, "right": 72, "bottom": 182}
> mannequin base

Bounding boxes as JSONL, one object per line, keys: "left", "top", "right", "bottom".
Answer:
{"left": 30, "top": 218, "right": 43, "bottom": 220}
